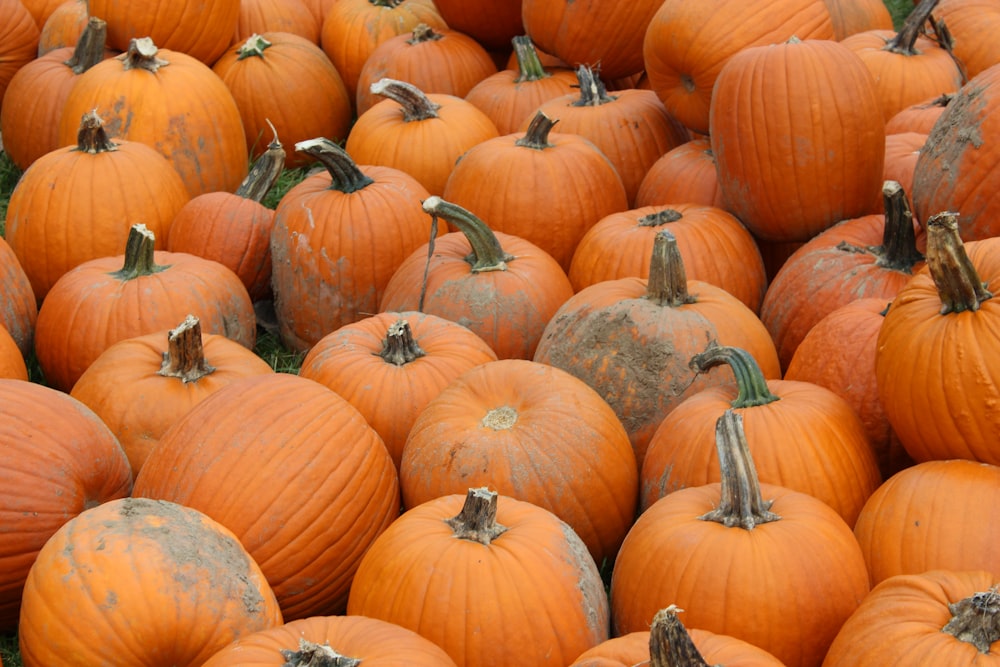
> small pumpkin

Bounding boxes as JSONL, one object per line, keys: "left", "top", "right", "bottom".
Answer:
{"left": 0, "top": 326, "right": 27, "bottom": 380}
{"left": 634, "top": 137, "right": 725, "bottom": 209}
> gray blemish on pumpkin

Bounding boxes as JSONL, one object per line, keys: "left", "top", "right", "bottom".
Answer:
{"left": 560, "top": 522, "right": 611, "bottom": 640}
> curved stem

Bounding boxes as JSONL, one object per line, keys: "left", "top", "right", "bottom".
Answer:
{"left": 369, "top": 78, "right": 441, "bottom": 122}
{"left": 377, "top": 319, "right": 426, "bottom": 366}
{"left": 236, "top": 119, "right": 285, "bottom": 202}
{"left": 942, "top": 587, "right": 1000, "bottom": 654}
{"left": 279, "top": 638, "right": 362, "bottom": 667}
{"left": 75, "top": 109, "right": 118, "bottom": 153}
{"left": 158, "top": 315, "right": 216, "bottom": 382}
{"left": 111, "top": 224, "right": 168, "bottom": 281}
{"left": 645, "top": 230, "right": 695, "bottom": 308}
{"left": 422, "top": 196, "right": 513, "bottom": 273}
{"left": 699, "top": 410, "right": 781, "bottom": 530}
{"left": 511, "top": 34, "right": 551, "bottom": 83}
{"left": 924, "top": 211, "right": 993, "bottom": 314}
{"left": 884, "top": 0, "right": 940, "bottom": 56}
{"left": 514, "top": 111, "right": 557, "bottom": 150}
{"left": 444, "top": 487, "right": 508, "bottom": 545}
{"left": 571, "top": 64, "right": 616, "bottom": 107}
{"left": 65, "top": 16, "right": 108, "bottom": 75}
{"left": 690, "top": 345, "right": 780, "bottom": 408}
{"left": 295, "top": 138, "right": 375, "bottom": 194}
{"left": 649, "top": 606, "right": 710, "bottom": 667}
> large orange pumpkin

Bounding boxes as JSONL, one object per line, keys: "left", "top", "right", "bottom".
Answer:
{"left": 0, "top": 327, "right": 27, "bottom": 380}
{"left": 0, "top": 0, "right": 40, "bottom": 115}
{"left": 0, "top": 235, "right": 37, "bottom": 359}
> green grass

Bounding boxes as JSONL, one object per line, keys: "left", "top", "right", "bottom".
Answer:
{"left": 0, "top": 150, "right": 21, "bottom": 237}
{"left": 0, "top": 632, "right": 22, "bottom": 667}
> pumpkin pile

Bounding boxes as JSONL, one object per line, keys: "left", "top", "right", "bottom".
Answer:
{"left": 2, "top": 0, "right": 1000, "bottom": 664}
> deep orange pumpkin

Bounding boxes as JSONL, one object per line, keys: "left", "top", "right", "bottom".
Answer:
{"left": 823, "top": 0, "right": 893, "bottom": 39}
{"left": 923, "top": 0, "right": 1000, "bottom": 79}
{"left": 0, "top": 327, "right": 27, "bottom": 381}
{"left": 0, "top": 235, "right": 37, "bottom": 359}
{"left": 233, "top": 0, "right": 319, "bottom": 44}
{"left": 884, "top": 92, "right": 952, "bottom": 135}
{"left": 634, "top": 138, "right": 725, "bottom": 209}
{"left": 0, "top": 0, "right": 40, "bottom": 115}
{"left": 36, "top": 0, "right": 89, "bottom": 54}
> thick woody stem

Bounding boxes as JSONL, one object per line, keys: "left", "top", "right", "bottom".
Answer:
{"left": 444, "top": 487, "right": 508, "bottom": 545}
{"left": 924, "top": 211, "right": 993, "bottom": 314}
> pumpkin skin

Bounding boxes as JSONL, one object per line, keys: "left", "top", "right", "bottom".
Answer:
{"left": 18, "top": 497, "right": 284, "bottom": 667}
{"left": 86, "top": 0, "right": 241, "bottom": 65}
{"left": 133, "top": 373, "right": 401, "bottom": 620}
{"left": 0, "top": 327, "right": 27, "bottom": 380}
{"left": 201, "top": 615, "right": 459, "bottom": 667}
{"left": 925, "top": 0, "right": 1000, "bottom": 79}
{"left": 822, "top": 569, "right": 1000, "bottom": 665}
{"left": 634, "top": 138, "right": 725, "bottom": 209}
{"left": 36, "top": 0, "right": 89, "bottom": 54}
{"left": 399, "top": 358, "right": 638, "bottom": 565}
{"left": 885, "top": 92, "right": 952, "bottom": 135}
{"left": 233, "top": 0, "right": 319, "bottom": 44}
{"left": 299, "top": 311, "right": 499, "bottom": 470}
{"left": 822, "top": 0, "right": 893, "bottom": 39}
{"left": 0, "top": 0, "right": 40, "bottom": 115}
{"left": 431, "top": 0, "right": 520, "bottom": 52}
{"left": 346, "top": 488, "right": 611, "bottom": 667}
{"left": 710, "top": 37, "right": 886, "bottom": 243}
{"left": 853, "top": 459, "right": 1000, "bottom": 586}
{"left": 0, "top": 379, "right": 132, "bottom": 631}
{"left": 0, "top": 235, "right": 37, "bottom": 359}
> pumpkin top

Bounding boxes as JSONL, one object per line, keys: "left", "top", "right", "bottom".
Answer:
{"left": 924, "top": 211, "right": 994, "bottom": 314}
{"left": 444, "top": 487, "right": 509, "bottom": 545}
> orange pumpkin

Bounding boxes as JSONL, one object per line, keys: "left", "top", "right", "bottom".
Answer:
{"left": 634, "top": 138, "right": 725, "bottom": 209}
{"left": 924, "top": 0, "right": 1000, "bottom": 79}
{"left": 823, "top": 0, "right": 893, "bottom": 39}
{"left": 884, "top": 92, "right": 952, "bottom": 135}
{"left": 0, "top": 379, "right": 132, "bottom": 630}
{"left": 0, "top": 0, "right": 40, "bottom": 115}
{"left": 0, "top": 235, "right": 37, "bottom": 359}
{"left": 18, "top": 497, "right": 283, "bottom": 666}
{"left": 347, "top": 487, "right": 611, "bottom": 667}
{"left": 431, "top": 0, "right": 521, "bottom": 52}
{"left": 0, "top": 327, "right": 27, "bottom": 380}
{"left": 36, "top": 0, "right": 89, "bottom": 54}
{"left": 233, "top": 0, "right": 319, "bottom": 44}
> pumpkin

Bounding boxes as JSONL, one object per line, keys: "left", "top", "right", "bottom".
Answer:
{"left": 882, "top": 132, "right": 926, "bottom": 214}
{"left": 640, "top": 345, "right": 881, "bottom": 527}
{"left": 70, "top": 315, "right": 275, "bottom": 478}
{"left": 18, "top": 497, "right": 283, "bottom": 666}
{"left": 534, "top": 229, "right": 780, "bottom": 468}
{"left": 0, "top": 16, "right": 109, "bottom": 171}
{"left": 201, "top": 615, "right": 459, "bottom": 667}
{"left": 346, "top": 487, "right": 611, "bottom": 667}
{"left": 634, "top": 137, "right": 725, "bottom": 209}
{"left": 133, "top": 373, "right": 401, "bottom": 619}
{"left": 4, "top": 109, "right": 189, "bottom": 302}
{"left": 0, "top": 379, "right": 132, "bottom": 631}
{"left": 298, "top": 311, "right": 499, "bottom": 470}
{"left": 379, "top": 196, "right": 575, "bottom": 360}
{"left": 611, "top": 410, "right": 871, "bottom": 667}
{"left": 399, "top": 358, "right": 638, "bottom": 565}
{"left": 823, "top": 0, "right": 893, "bottom": 39}
{"left": 269, "top": 137, "right": 432, "bottom": 353}
{"left": 0, "top": 0, "right": 40, "bottom": 115}
{"left": 86, "top": 0, "right": 240, "bottom": 65}
{"left": 36, "top": 0, "right": 89, "bottom": 54}
{"left": 641, "top": 0, "right": 835, "bottom": 135}
{"left": 923, "top": 0, "right": 1000, "bottom": 79}
{"left": 345, "top": 77, "right": 500, "bottom": 196}
{"left": 212, "top": 32, "right": 352, "bottom": 168}
{"left": 854, "top": 459, "right": 1000, "bottom": 586}
{"left": 56, "top": 36, "right": 249, "bottom": 197}
{"left": 441, "top": 110, "right": 629, "bottom": 272}
{"left": 884, "top": 92, "right": 953, "bottom": 135}
{"left": 34, "top": 224, "right": 256, "bottom": 392}
{"left": 354, "top": 23, "right": 498, "bottom": 115}
{"left": 874, "top": 212, "right": 1000, "bottom": 464}
{"left": 19, "top": 0, "right": 66, "bottom": 29}
{"left": 233, "top": 0, "right": 319, "bottom": 44}
{"left": 0, "top": 235, "right": 37, "bottom": 359}
{"left": 710, "top": 36, "right": 886, "bottom": 243}
{"left": 431, "top": 0, "right": 520, "bottom": 52}
{"left": 0, "top": 326, "right": 27, "bottom": 381}
{"left": 823, "top": 569, "right": 1000, "bottom": 664}
{"left": 567, "top": 203, "right": 766, "bottom": 314}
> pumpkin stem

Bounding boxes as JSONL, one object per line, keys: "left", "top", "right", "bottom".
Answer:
{"left": 377, "top": 319, "right": 427, "bottom": 365}
{"left": 834, "top": 180, "right": 923, "bottom": 272}
{"left": 924, "top": 211, "right": 993, "bottom": 314}
{"left": 884, "top": 0, "right": 940, "bottom": 55}
{"left": 235, "top": 33, "right": 271, "bottom": 60}
{"left": 279, "top": 638, "right": 362, "bottom": 667}
{"left": 422, "top": 196, "right": 514, "bottom": 273}
{"left": 158, "top": 315, "right": 216, "bottom": 382}
{"left": 572, "top": 64, "right": 616, "bottom": 107}
{"left": 370, "top": 78, "right": 441, "bottom": 122}
{"left": 295, "top": 138, "right": 375, "bottom": 194}
{"left": 511, "top": 34, "right": 552, "bottom": 83}
{"left": 445, "top": 487, "right": 508, "bottom": 545}
{"left": 371, "top": 0, "right": 404, "bottom": 6}
{"left": 75, "top": 109, "right": 118, "bottom": 153}
{"left": 649, "top": 606, "right": 711, "bottom": 667}
{"left": 638, "top": 208, "right": 683, "bottom": 228}
{"left": 120, "top": 36, "right": 170, "bottom": 72}
{"left": 515, "top": 111, "right": 558, "bottom": 150}
{"left": 236, "top": 120, "right": 286, "bottom": 202}
{"left": 408, "top": 22, "right": 442, "bottom": 45}
{"left": 65, "top": 16, "right": 108, "bottom": 75}
{"left": 699, "top": 410, "right": 781, "bottom": 530}
{"left": 690, "top": 345, "right": 780, "bottom": 409}
{"left": 110, "top": 224, "right": 169, "bottom": 280}
{"left": 941, "top": 586, "right": 1000, "bottom": 654}
{"left": 645, "top": 230, "right": 695, "bottom": 308}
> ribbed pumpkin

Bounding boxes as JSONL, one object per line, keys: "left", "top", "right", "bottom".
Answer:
{"left": 0, "top": 379, "right": 132, "bottom": 631}
{"left": 70, "top": 315, "right": 275, "bottom": 478}
{"left": 823, "top": 0, "right": 893, "bottom": 39}
{"left": 640, "top": 345, "right": 881, "bottom": 528}
{"left": 354, "top": 23, "right": 498, "bottom": 115}
{"left": 212, "top": 32, "right": 352, "bottom": 168}
{"left": 567, "top": 203, "right": 766, "bottom": 314}
{"left": 233, "top": 0, "right": 319, "bottom": 44}
{"left": 853, "top": 460, "right": 1000, "bottom": 586}
{"left": 441, "top": 111, "right": 629, "bottom": 272}
{"left": 874, "top": 212, "right": 1000, "bottom": 464}
{"left": 634, "top": 138, "right": 725, "bottom": 209}
{"left": 133, "top": 373, "right": 401, "bottom": 619}
{"left": 19, "top": 0, "right": 66, "bottom": 29}
{"left": 399, "top": 358, "right": 638, "bottom": 565}
{"left": 0, "top": 327, "right": 27, "bottom": 380}
{"left": 201, "top": 615, "right": 459, "bottom": 667}
{"left": 347, "top": 487, "right": 611, "bottom": 667}
{"left": 0, "top": 235, "right": 37, "bottom": 359}
{"left": 379, "top": 197, "right": 575, "bottom": 360}
{"left": 534, "top": 230, "right": 780, "bottom": 468}
{"left": 823, "top": 569, "right": 1000, "bottom": 664}
{"left": 882, "top": 132, "right": 926, "bottom": 214}
{"left": 611, "top": 410, "right": 871, "bottom": 667}
{"left": 710, "top": 37, "right": 885, "bottom": 242}
{"left": 0, "top": 0, "right": 40, "bottom": 114}
{"left": 430, "top": 0, "right": 520, "bottom": 52}
{"left": 36, "top": 0, "right": 89, "bottom": 54}
{"left": 924, "top": 0, "right": 1000, "bottom": 79}
{"left": 56, "top": 36, "right": 249, "bottom": 197}
{"left": 34, "top": 224, "right": 256, "bottom": 392}
{"left": 299, "top": 311, "right": 498, "bottom": 469}
{"left": 5, "top": 110, "right": 189, "bottom": 302}
{"left": 86, "top": 0, "right": 241, "bottom": 65}
{"left": 269, "top": 138, "right": 432, "bottom": 353}
{"left": 18, "top": 497, "right": 283, "bottom": 667}
{"left": 885, "top": 92, "right": 952, "bottom": 135}
{"left": 345, "top": 78, "right": 500, "bottom": 196}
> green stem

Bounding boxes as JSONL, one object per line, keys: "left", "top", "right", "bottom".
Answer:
{"left": 690, "top": 345, "right": 780, "bottom": 408}
{"left": 422, "top": 196, "right": 513, "bottom": 273}
{"left": 295, "top": 138, "right": 375, "bottom": 194}
{"left": 511, "top": 34, "right": 551, "bottom": 83}
{"left": 924, "top": 211, "right": 993, "bottom": 314}
{"left": 235, "top": 33, "right": 271, "bottom": 60}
